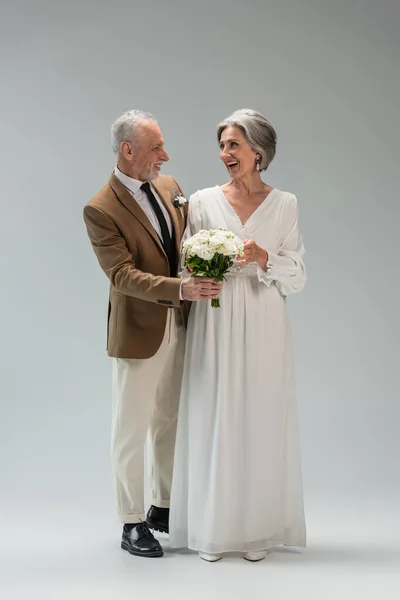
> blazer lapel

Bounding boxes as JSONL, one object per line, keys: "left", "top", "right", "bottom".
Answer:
{"left": 109, "top": 173, "right": 166, "bottom": 256}
{"left": 152, "top": 180, "right": 181, "bottom": 257}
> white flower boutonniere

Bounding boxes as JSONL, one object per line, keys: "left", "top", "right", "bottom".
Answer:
{"left": 172, "top": 188, "right": 188, "bottom": 209}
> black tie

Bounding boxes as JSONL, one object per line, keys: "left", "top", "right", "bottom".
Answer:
{"left": 140, "top": 182, "right": 176, "bottom": 276}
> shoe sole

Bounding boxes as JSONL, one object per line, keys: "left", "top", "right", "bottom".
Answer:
{"left": 146, "top": 521, "right": 169, "bottom": 534}
{"left": 121, "top": 541, "right": 164, "bottom": 558}
{"left": 243, "top": 554, "right": 268, "bottom": 562}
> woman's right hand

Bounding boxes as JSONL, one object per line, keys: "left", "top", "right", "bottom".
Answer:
{"left": 184, "top": 252, "right": 194, "bottom": 273}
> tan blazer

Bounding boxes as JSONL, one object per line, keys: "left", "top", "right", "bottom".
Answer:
{"left": 84, "top": 172, "right": 189, "bottom": 359}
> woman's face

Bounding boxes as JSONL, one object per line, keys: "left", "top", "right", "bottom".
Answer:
{"left": 219, "top": 125, "right": 258, "bottom": 179}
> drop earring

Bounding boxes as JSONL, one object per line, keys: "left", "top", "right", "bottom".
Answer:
{"left": 256, "top": 156, "right": 260, "bottom": 171}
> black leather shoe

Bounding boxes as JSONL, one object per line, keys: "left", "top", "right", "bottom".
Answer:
{"left": 146, "top": 505, "right": 169, "bottom": 534}
{"left": 121, "top": 523, "right": 163, "bottom": 558}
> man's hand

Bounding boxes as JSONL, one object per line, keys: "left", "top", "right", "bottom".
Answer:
{"left": 181, "top": 277, "right": 222, "bottom": 301}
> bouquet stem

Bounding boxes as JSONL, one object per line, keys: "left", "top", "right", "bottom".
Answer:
{"left": 211, "top": 298, "right": 220, "bottom": 308}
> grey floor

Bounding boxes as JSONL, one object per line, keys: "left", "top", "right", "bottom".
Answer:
{"left": 1, "top": 500, "right": 399, "bottom": 600}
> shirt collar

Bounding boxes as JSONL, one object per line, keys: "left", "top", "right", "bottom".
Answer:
{"left": 114, "top": 165, "right": 144, "bottom": 195}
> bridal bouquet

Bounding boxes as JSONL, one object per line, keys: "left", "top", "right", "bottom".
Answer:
{"left": 183, "top": 228, "right": 244, "bottom": 307}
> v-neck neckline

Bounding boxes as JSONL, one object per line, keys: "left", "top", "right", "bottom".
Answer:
{"left": 216, "top": 185, "right": 277, "bottom": 227}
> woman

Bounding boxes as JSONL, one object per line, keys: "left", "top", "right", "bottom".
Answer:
{"left": 169, "top": 109, "right": 307, "bottom": 562}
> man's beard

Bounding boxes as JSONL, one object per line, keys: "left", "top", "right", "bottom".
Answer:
{"left": 141, "top": 168, "right": 158, "bottom": 181}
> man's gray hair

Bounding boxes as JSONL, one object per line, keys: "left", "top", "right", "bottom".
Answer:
{"left": 217, "top": 109, "right": 277, "bottom": 171}
{"left": 111, "top": 109, "right": 157, "bottom": 154}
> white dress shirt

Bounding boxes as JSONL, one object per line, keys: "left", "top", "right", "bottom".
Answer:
{"left": 114, "top": 166, "right": 173, "bottom": 240}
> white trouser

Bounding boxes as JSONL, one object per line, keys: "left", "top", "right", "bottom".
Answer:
{"left": 111, "top": 311, "right": 185, "bottom": 523}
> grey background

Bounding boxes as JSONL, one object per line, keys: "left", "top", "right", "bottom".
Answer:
{"left": 1, "top": 0, "right": 399, "bottom": 597}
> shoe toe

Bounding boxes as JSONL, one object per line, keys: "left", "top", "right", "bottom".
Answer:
{"left": 244, "top": 550, "right": 269, "bottom": 562}
{"left": 199, "top": 552, "right": 222, "bottom": 562}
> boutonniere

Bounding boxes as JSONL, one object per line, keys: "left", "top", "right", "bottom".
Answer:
{"left": 172, "top": 187, "right": 188, "bottom": 209}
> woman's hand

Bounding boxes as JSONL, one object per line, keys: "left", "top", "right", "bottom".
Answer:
{"left": 184, "top": 252, "right": 194, "bottom": 273}
{"left": 237, "top": 240, "right": 268, "bottom": 270}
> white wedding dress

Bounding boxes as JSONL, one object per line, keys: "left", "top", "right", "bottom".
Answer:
{"left": 169, "top": 186, "right": 307, "bottom": 554}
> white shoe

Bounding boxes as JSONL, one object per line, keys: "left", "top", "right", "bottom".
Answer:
{"left": 199, "top": 552, "right": 223, "bottom": 562}
{"left": 244, "top": 550, "right": 269, "bottom": 562}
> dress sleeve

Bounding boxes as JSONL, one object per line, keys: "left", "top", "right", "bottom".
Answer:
{"left": 257, "top": 194, "right": 306, "bottom": 296}
{"left": 179, "top": 191, "right": 203, "bottom": 277}
{"left": 184, "top": 191, "right": 203, "bottom": 237}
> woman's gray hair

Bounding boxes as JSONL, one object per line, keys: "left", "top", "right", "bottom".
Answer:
{"left": 111, "top": 109, "right": 157, "bottom": 154}
{"left": 217, "top": 108, "right": 277, "bottom": 171}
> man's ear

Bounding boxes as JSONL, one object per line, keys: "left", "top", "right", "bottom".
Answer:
{"left": 120, "top": 141, "right": 134, "bottom": 161}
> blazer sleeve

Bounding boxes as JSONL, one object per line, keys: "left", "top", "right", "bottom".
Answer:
{"left": 83, "top": 204, "right": 181, "bottom": 306}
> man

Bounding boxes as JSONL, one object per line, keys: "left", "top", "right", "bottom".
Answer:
{"left": 83, "top": 109, "right": 221, "bottom": 558}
